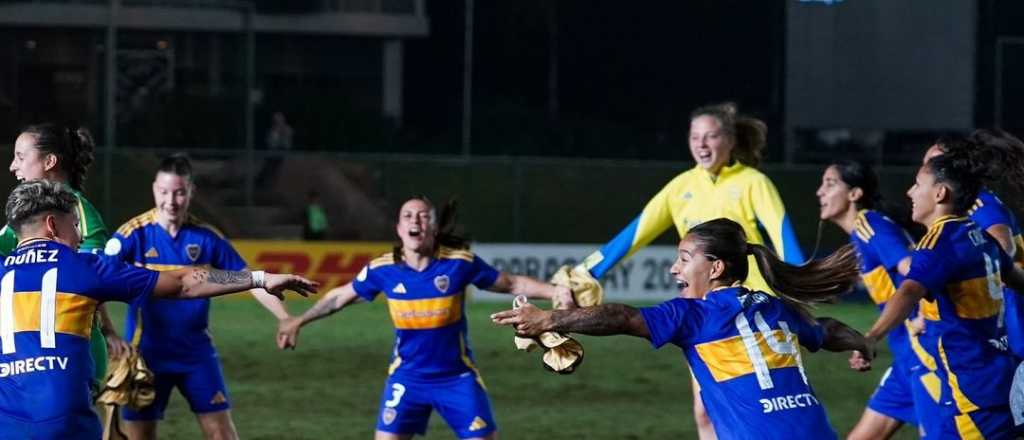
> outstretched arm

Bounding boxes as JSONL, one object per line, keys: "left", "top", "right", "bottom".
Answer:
{"left": 277, "top": 283, "right": 363, "bottom": 349}
{"left": 491, "top": 303, "right": 649, "bottom": 338}
{"left": 153, "top": 268, "right": 317, "bottom": 300}
{"left": 584, "top": 184, "right": 675, "bottom": 278}
{"left": 488, "top": 273, "right": 575, "bottom": 308}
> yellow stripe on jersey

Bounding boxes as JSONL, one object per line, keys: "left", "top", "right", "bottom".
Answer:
{"left": 954, "top": 413, "right": 984, "bottom": 439}
{"left": 459, "top": 333, "right": 486, "bottom": 389}
{"left": 920, "top": 298, "right": 940, "bottom": 321}
{"left": 947, "top": 276, "right": 1003, "bottom": 320}
{"left": 117, "top": 209, "right": 157, "bottom": 237}
{"left": 694, "top": 330, "right": 799, "bottom": 383}
{"left": 918, "top": 371, "right": 942, "bottom": 403}
{"left": 906, "top": 321, "right": 937, "bottom": 371}
{"left": 854, "top": 211, "right": 875, "bottom": 242}
{"left": 387, "top": 294, "right": 463, "bottom": 330}
{"left": 11, "top": 292, "right": 97, "bottom": 338}
{"left": 370, "top": 254, "right": 396, "bottom": 270}
{"left": 916, "top": 216, "right": 965, "bottom": 250}
{"left": 862, "top": 265, "right": 897, "bottom": 305}
{"left": 438, "top": 247, "right": 473, "bottom": 262}
{"left": 938, "top": 338, "right": 980, "bottom": 414}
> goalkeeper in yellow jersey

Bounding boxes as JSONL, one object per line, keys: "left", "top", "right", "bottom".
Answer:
{"left": 581, "top": 102, "right": 804, "bottom": 439}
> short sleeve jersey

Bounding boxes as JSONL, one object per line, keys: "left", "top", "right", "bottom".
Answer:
{"left": 849, "top": 210, "right": 929, "bottom": 372}
{"left": 639, "top": 287, "right": 835, "bottom": 440}
{"left": 906, "top": 215, "right": 1015, "bottom": 412}
{"left": 0, "top": 239, "right": 157, "bottom": 427}
{"left": 104, "top": 209, "right": 246, "bottom": 370}
{"left": 351, "top": 247, "right": 499, "bottom": 379}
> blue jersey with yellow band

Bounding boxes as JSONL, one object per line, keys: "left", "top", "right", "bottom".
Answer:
{"left": 850, "top": 210, "right": 928, "bottom": 371}
{"left": 640, "top": 287, "right": 836, "bottom": 440}
{"left": 105, "top": 209, "right": 246, "bottom": 371}
{"left": 906, "top": 216, "right": 1015, "bottom": 413}
{"left": 352, "top": 247, "right": 499, "bottom": 380}
{"left": 968, "top": 189, "right": 1024, "bottom": 359}
{"left": 0, "top": 239, "right": 157, "bottom": 434}
{"left": 584, "top": 162, "right": 803, "bottom": 293}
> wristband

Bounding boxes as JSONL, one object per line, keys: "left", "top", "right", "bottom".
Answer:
{"left": 251, "top": 270, "right": 266, "bottom": 289}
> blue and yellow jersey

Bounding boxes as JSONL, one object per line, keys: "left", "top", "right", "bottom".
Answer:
{"left": 906, "top": 216, "right": 1015, "bottom": 412}
{"left": 351, "top": 247, "right": 499, "bottom": 380}
{"left": 849, "top": 210, "right": 930, "bottom": 372}
{"left": 104, "top": 209, "right": 246, "bottom": 371}
{"left": 968, "top": 189, "right": 1024, "bottom": 358}
{"left": 0, "top": 239, "right": 157, "bottom": 433}
{"left": 640, "top": 287, "right": 835, "bottom": 440}
{"left": 584, "top": 162, "right": 803, "bottom": 293}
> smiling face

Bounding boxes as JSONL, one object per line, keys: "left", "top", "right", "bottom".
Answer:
{"left": 10, "top": 133, "right": 54, "bottom": 183}
{"left": 689, "top": 115, "right": 734, "bottom": 175}
{"left": 669, "top": 235, "right": 721, "bottom": 299}
{"left": 816, "top": 165, "right": 858, "bottom": 222}
{"left": 152, "top": 171, "right": 193, "bottom": 226}
{"left": 907, "top": 165, "right": 942, "bottom": 226}
{"left": 396, "top": 198, "right": 438, "bottom": 254}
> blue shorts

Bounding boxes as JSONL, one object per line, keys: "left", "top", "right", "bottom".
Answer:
{"left": 912, "top": 370, "right": 948, "bottom": 439}
{"left": 867, "top": 366, "right": 918, "bottom": 425}
{"left": 934, "top": 405, "right": 1014, "bottom": 440}
{"left": 375, "top": 373, "right": 496, "bottom": 439}
{"left": 0, "top": 412, "right": 101, "bottom": 440}
{"left": 122, "top": 356, "right": 230, "bottom": 421}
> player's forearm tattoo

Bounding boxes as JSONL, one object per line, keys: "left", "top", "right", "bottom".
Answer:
{"left": 206, "top": 269, "right": 251, "bottom": 286}
{"left": 818, "top": 317, "right": 868, "bottom": 353}
{"left": 548, "top": 304, "right": 642, "bottom": 336}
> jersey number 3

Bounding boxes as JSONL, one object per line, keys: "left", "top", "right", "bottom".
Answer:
{"left": 0, "top": 268, "right": 59, "bottom": 354}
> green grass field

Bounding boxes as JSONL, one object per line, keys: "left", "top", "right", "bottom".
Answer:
{"left": 105, "top": 298, "right": 918, "bottom": 439}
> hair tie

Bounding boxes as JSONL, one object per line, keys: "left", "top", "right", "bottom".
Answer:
{"left": 745, "top": 244, "right": 754, "bottom": 255}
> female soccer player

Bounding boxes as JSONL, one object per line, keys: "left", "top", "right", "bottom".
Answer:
{"left": 105, "top": 154, "right": 293, "bottom": 440}
{"left": 925, "top": 130, "right": 1024, "bottom": 361}
{"left": 493, "top": 218, "right": 868, "bottom": 440}
{"left": 1, "top": 123, "right": 125, "bottom": 389}
{"left": 0, "top": 179, "right": 317, "bottom": 439}
{"left": 580, "top": 102, "right": 805, "bottom": 438}
{"left": 816, "top": 160, "right": 940, "bottom": 439}
{"left": 276, "top": 196, "right": 574, "bottom": 440}
{"left": 855, "top": 135, "right": 1024, "bottom": 439}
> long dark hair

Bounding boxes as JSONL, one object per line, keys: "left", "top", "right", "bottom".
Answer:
{"left": 392, "top": 195, "right": 470, "bottom": 262}
{"left": 691, "top": 102, "right": 767, "bottom": 168}
{"left": 21, "top": 123, "right": 96, "bottom": 191}
{"left": 928, "top": 130, "right": 1024, "bottom": 214}
{"left": 687, "top": 218, "right": 859, "bottom": 322}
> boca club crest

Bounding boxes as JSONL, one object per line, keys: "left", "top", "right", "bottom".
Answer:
{"left": 381, "top": 408, "right": 397, "bottom": 425}
{"left": 434, "top": 275, "right": 450, "bottom": 293}
{"left": 186, "top": 244, "right": 202, "bottom": 262}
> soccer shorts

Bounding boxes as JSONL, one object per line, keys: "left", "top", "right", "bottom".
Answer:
{"left": 933, "top": 405, "right": 1014, "bottom": 440}
{"left": 375, "top": 373, "right": 496, "bottom": 439}
{"left": 867, "top": 365, "right": 918, "bottom": 425}
{"left": 912, "top": 370, "right": 947, "bottom": 439}
{"left": 121, "top": 356, "right": 230, "bottom": 421}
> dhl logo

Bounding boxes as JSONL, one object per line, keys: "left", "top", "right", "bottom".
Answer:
{"left": 234, "top": 241, "right": 392, "bottom": 291}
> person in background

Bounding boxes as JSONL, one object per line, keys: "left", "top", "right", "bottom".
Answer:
{"left": 303, "top": 190, "right": 329, "bottom": 241}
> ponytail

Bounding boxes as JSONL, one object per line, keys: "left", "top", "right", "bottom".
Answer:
{"left": 691, "top": 102, "right": 766, "bottom": 168}
{"left": 749, "top": 243, "right": 860, "bottom": 322}
{"left": 20, "top": 123, "right": 95, "bottom": 191}
{"left": 687, "top": 218, "right": 859, "bottom": 323}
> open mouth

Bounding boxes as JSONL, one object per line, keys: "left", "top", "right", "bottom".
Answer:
{"left": 408, "top": 227, "right": 422, "bottom": 237}
{"left": 676, "top": 280, "right": 689, "bottom": 290}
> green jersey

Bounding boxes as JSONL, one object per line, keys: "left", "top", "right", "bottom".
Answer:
{"left": 0, "top": 187, "right": 109, "bottom": 254}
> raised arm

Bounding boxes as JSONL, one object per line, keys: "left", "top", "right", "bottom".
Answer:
{"left": 277, "top": 283, "right": 364, "bottom": 349}
{"left": 153, "top": 268, "right": 317, "bottom": 300}
{"left": 491, "top": 303, "right": 650, "bottom": 338}
{"left": 584, "top": 182, "right": 676, "bottom": 278}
